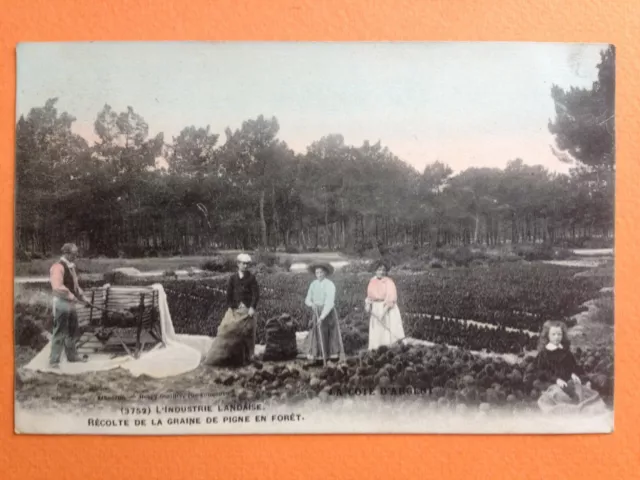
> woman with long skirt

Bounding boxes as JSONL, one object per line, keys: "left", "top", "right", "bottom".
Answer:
{"left": 302, "top": 261, "right": 345, "bottom": 365}
{"left": 365, "top": 260, "right": 405, "bottom": 350}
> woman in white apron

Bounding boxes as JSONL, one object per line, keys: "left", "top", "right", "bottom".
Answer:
{"left": 365, "top": 261, "right": 405, "bottom": 350}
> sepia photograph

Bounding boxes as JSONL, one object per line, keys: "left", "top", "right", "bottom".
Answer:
{"left": 13, "top": 41, "right": 615, "bottom": 435}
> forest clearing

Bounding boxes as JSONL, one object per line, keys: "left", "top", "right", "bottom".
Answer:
{"left": 14, "top": 252, "right": 614, "bottom": 417}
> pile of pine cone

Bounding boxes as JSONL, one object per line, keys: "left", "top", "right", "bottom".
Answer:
{"left": 262, "top": 314, "right": 298, "bottom": 361}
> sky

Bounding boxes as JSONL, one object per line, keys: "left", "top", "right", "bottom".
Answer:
{"left": 16, "top": 41, "right": 609, "bottom": 175}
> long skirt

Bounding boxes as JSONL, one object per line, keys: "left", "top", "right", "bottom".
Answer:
{"left": 368, "top": 301, "right": 405, "bottom": 350}
{"left": 302, "top": 308, "right": 344, "bottom": 361}
{"left": 537, "top": 380, "right": 608, "bottom": 415}
{"left": 203, "top": 306, "right": 256, "bottom": 367}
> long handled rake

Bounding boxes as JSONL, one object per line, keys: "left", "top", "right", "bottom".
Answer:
{"left": 334, "top": 315, "right": 347, "bottom": 364}
{"left": 358, "top": 307, "right": 390, "bottom": 367}
{"left": 368, "top": 305, "right": 408, "bottom": 343}
{"left": 308, "top": 307, "right": 348, "bottom": 365}
{"left": 312, "top": 306, "right": 328, "bottom": 366}
{"left": 359, "top": 307, "right": 406, "bottom": 367}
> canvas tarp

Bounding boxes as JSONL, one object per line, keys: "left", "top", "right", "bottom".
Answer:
{"left": 23, "top": 284, "right": 214, "bottom": 379}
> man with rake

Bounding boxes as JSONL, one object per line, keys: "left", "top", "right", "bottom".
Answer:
{"left": 302, "top": 261, "right": 345, "bottom": 365}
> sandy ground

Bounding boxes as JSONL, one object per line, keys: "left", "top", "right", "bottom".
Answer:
{"left": 544, "top": 258, "right": 610, "bottom": 268}
{"left": 15, "top": 344, "right": 322, "bottom": 414}
{"left": 15, "top": 288, "right": 612, "bottom": 414}
{"left": 572, "top": 248, "right": 613, "bottom": 256}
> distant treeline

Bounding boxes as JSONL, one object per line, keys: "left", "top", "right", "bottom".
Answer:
{"left": 15, "top": 47, "right": 615, "bottom": 258}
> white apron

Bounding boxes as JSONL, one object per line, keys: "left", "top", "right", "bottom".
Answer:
{"left": 368, "top": 301, "right": 405, "bottom": 350}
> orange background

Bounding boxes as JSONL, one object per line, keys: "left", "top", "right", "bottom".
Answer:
{"left": 1, "top": 1, "right": 638, "bottom": 478}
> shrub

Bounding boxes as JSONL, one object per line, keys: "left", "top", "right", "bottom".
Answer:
{"left": 254, "top": 263, "right": 270, "bottom": 275}
{"left": 429, "top": 260, "right": 444, "bottom": 269}
{"left": 559, "top": 237, "right": 613, "bottom": 250}
{"left": 341, "top": 261, "right": 374, "bottom": 274}
{"left": 433, "top": 245, "right": 476, "bottom": 267}
{"left": 119, "top": 243, "right": 146, "bottom": 258}
{"left": 511, "top": 243, "right": 572, "bottom": 262}
{"left": 102, "top": 270, "right": 136, "bottom": 284}
{"left": 378, "top": 244, "right": 420, "bottom": 268}
{"left": 593, "top": 296, "right": 614, "bottom": 325}
{"left": 16, "top": 249, "right": 31, "bottom": 261}
{"left": 512, "top": 244, "right": 558, "bottom": 261}
{"left": 362, "top": 248, "right": 383, "bottom": 261}
{"left": 396, "top": 259, "right": 432, "bottom": 272}
{"left": 453, "top": 246, "right": 475, "bottom": 267}
{"left": 553, "top": 247, "right": 574, "bottom": 260}
{"left": 14, "top": 304, "right": 49, "bottom": 350}
{"left": 582, "top": 237, "right": 614, "bottom": 249}
{"left": 350, "top": 240, "right": 375, "bottom": 257}
{"left": 201, "top": 256, "right": 236, "bottom": 272}
{"left": 251, "top": 251, "right": 278, "bottom": 267}
{"left": 469, "top": 258, "right": 489, "bottom": 268}
{"left": 281, "top": 258, "right": 293, "bottom": 272}
{"left": 480, "top": 246, "right": 521, "bottom": 264}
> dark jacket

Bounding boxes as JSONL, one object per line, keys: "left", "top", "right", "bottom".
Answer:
{"left": 226, "top": 271, "right": 260, "bottom": 310}
{"left": 535, "top": 347, "right": 585, "bottom": 382}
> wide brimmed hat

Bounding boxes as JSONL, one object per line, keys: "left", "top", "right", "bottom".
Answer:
{"left": 307, "top": 261, "right": 334, "bottom": 276}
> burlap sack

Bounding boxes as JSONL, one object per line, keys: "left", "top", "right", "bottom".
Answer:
{"left": 262, "top": 314, "right": 297, "bottom": 361}
{"left": 203, "top": 307, "right": 256, "bottom": 367}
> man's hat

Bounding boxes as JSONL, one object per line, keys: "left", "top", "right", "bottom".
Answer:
{"left": 307, "top": 261, "right": 334, "bottom": 276}
{"left": 236, "top": 253, "right": 253, "bottom": 263}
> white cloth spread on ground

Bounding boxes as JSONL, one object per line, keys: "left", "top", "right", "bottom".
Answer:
{"left": 24, "top": 284, "right": 214, "bottom": 379}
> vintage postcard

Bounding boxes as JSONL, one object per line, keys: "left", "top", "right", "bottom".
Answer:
{"left": 13, "top": 41, "right": 614, "bottom": 435}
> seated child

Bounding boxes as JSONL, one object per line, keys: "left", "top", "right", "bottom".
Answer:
{"left": 535, "top": 320, "right": 607, "bottom": 415}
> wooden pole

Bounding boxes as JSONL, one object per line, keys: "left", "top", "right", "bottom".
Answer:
{"left": 136, "top": 293, "right": 145, "bottom": 358}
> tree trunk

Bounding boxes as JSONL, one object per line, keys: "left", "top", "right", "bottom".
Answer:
{"left": 271, "top": 184, "right": 279, "bottom": 249}
{"left": 259, "top": 189, "right": 267, "bottom": 248}
{"left": 473, "top": 213, "right": 480, "bottom": 244}
{"left": 324, "top": 195, "right": 332, "bottom": 250}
